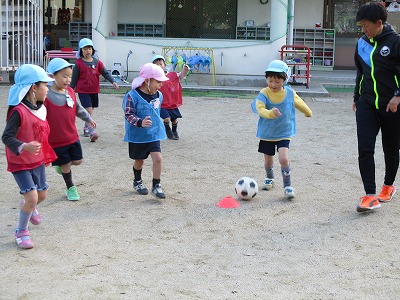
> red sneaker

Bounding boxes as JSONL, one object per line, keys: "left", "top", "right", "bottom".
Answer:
{"left": 356, "top": 195, "right": 381, "bottom": 212}
{"left": 377, "top": 185, "right": 396, "bottom": 203}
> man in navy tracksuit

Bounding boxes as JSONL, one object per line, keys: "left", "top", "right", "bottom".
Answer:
{"left": 354, "top": 2, "right": 400, "bottom": 212}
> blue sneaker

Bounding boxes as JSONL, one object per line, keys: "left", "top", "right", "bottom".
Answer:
{"left": 134, "top": 180, "right": 149, "bottom": 195}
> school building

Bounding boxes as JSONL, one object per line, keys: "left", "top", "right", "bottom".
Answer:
{"left": 1, "top": 0, "right": 399, "bottom": 83}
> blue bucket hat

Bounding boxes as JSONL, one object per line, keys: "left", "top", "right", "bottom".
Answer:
{"left": 151, "top": 55, "right": 165, "bottom": 63}
{"left": 79, "top": 38, "right": 93, "bottom": 49}
{"left": 265, "top": 60, "right": 291, "bottom": 83}
{"left": 47, "top": 58, "right": 74, "bottom": 75}
{"left": 265, "top": 60, "right": 289, "bottom": 73}
{"left": 8, "top": 64, "right": 54, "bottom": 106}
{"left": 76, "top": 38, "right": 94, "bottom": 58}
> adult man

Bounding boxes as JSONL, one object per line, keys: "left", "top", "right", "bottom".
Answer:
{"left": 354, "top": 2, "right": 400, "bottom": 212}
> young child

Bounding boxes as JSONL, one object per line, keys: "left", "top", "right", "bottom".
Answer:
{"left": 152, "top": 54, "right": 190, "bottom": 140}
{"left": 251, "top": 60, "right": 312, "bottom": 200}
{"left": 70, "top": 38, "right": 119, "bottom": 142}
{"left": 122, "top": 63, "right": 169, "bottom": 198}
{"left": 45, "top": 58, "right": 97, "bottom": 201}
{"left": 1, "top": 64, "right": 57, "bottom": 249}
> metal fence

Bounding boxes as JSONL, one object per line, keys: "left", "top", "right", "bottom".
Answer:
{"left": 0, "top": 0, "right": 43, "bottom": 71}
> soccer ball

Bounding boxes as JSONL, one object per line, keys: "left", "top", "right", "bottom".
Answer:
{"left": 235, "top": 177, "right": 258, "bottom": 200}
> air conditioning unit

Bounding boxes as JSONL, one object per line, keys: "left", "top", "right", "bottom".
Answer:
{"left": 110, "top": 62, "right": 125, "bottom": 81}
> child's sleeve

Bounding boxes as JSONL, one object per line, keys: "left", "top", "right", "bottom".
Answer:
{"left": 294, "top": 92, "right": 313, "bottom": 117}
{"left": 123, "top": 93, "right": 142, "bottom": 127}
{"left": 69, "top": 65, "right": 79, "bottom": 89}
{"left": 251, "top": 90, "right": 278, "bottom": 119}
{"left": 2, "top": 110, "right": 23, "bottom": 155}
{"left": 99, "top": 60, "right": 116, "bottom": 84}
{"left": 76, "top": 101, "right": 93, "bottom": 122}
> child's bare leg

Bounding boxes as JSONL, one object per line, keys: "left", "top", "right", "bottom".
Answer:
{"left": 150, "top": 152, "right": 162, "bottom": 180}
{"left": 150, "top": 152, "right": 165, "bottom": 198}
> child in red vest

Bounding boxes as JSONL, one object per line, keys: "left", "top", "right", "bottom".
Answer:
{"left": 152, "top": 55, "right": 190, "bottom": 140}
{"left": 46, "top": 58, "right": 97, "bottom": 201}
{"left": 70, "top": 38, "right": 119, "bottom": 142}
{"left": 2, "top": 64, "right": 57, "bottom": 249}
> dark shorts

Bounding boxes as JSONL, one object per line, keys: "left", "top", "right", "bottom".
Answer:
{"left": 258, "top": 139, "right": 290, "bottom": 156}
{"left": 78, "top": 93, "right": 99, "bottom": 108}
{"left": 52, "top": 141, "right": 83, "bottom": 166}
{"left": 160, "top": 108, "right": 182, "bottom": 121}
{"left": 12, "top": 164, "right": 49, "bottom": 194}
{"left": 129, "top": 141, "right": 161, "bottom": 160}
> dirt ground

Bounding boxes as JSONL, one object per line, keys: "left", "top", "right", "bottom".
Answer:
{"left": 1, "top": 85, "right": 400, "bottom": 300}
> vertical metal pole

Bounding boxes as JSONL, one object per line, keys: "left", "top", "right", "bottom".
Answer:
{"left": 287, "top": 0, "right": 295, "bottom": 45}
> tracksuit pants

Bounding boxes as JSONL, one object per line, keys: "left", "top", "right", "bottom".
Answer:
{"left": 356, "top": 99, "right": 400, "bottom": 195}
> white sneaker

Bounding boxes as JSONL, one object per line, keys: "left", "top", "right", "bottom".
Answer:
{"left": 152, "top": 183, "right": 166, "bottom": 199}
{"left": 284, "top": 186, "right": 295, "bottom": 200}
{"left": 262, "top": 178, "right": 274, "bottom": 190}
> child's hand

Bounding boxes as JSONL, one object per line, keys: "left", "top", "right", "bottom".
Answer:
{"left": 24, "top": 141, "right": 41, "bottom": 155}
{"left": 142, "top": 116, "right": 152, "bottom": 127}
{"left": 87, "top": 120, "right": 97, "bottom": 128}
{"left": 272, "top": 107, "right": 282, "bottom": 117}
{"left": 113, "top": 82, "right": 120, "bottom": 89}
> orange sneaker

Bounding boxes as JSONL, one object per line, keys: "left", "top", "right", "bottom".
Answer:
{"left": 356, "top": 195, "right": 381, "bottom": 212}
{"left": 377, "top": 185, "right": 396, "bottom": 203}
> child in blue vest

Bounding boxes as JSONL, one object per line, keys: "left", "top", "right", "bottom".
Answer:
{"left": 252, "top": 60, "right": 312, "bottom": 200}
{"left": 122, "top": 63, "right": 169, "bottom": 198}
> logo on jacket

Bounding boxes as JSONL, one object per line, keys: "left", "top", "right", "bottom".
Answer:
{"left": 380, "top": 46, "right": 390, "bottom": 57}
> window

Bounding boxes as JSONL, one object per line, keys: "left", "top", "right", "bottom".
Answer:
{"left": 166, "top": 0, "right": 237, "bottom": 39}
{"left": 324, "top": 0, "right": 368, "bottom": 35}
{"left": 44, "top": 0, "right": 84, "bottom": 27}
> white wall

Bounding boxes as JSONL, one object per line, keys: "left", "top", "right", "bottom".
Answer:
{"left": 237, "top": 0, "right": 270, "bottom": 27}
{"left": 293, "top": 0, "right": 324, "bottom": 29}
{"left": 92, "top": 0, "right": 289, "bottom": 78}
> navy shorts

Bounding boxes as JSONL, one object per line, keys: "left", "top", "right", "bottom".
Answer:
{"left": 160, "top": 108, "right": 182, "bottom": 121}
{"left": 78, "top": 93, "right": 99, "bottom": 108}
{"left": 129, "top": 141, "right": 161, "bottom": 160}
{"left": 12, "top": 164, "right": 49, "bottom": 194}
{"left": 52, "top": 141, "right": 83, "bottom": 166}
{"left": 258, "top": 139, "right": 290, "bottom": 156}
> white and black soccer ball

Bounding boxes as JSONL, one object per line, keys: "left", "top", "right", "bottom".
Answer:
{"left": 235, "top": 177, "right": 258, "bottom": 200}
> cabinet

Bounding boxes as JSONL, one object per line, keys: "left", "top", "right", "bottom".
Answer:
{"left": 117, "top": 24, "right": 164, "bottom": 37}
{"left": 279, "top": 45, "right": 311, "bottom": 88}
{"left": 293, "top": 28, "right": 335, "bottom": 70}
{"left": 69, "top": 22, "right": 92, "bottom": 50}
{"left": 236, "top": 26, "right": 270, "bottom": 40}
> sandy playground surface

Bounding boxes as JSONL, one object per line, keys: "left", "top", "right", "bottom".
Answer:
{"left": 1, "top": 85, "right": 400, "bottom": 299}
